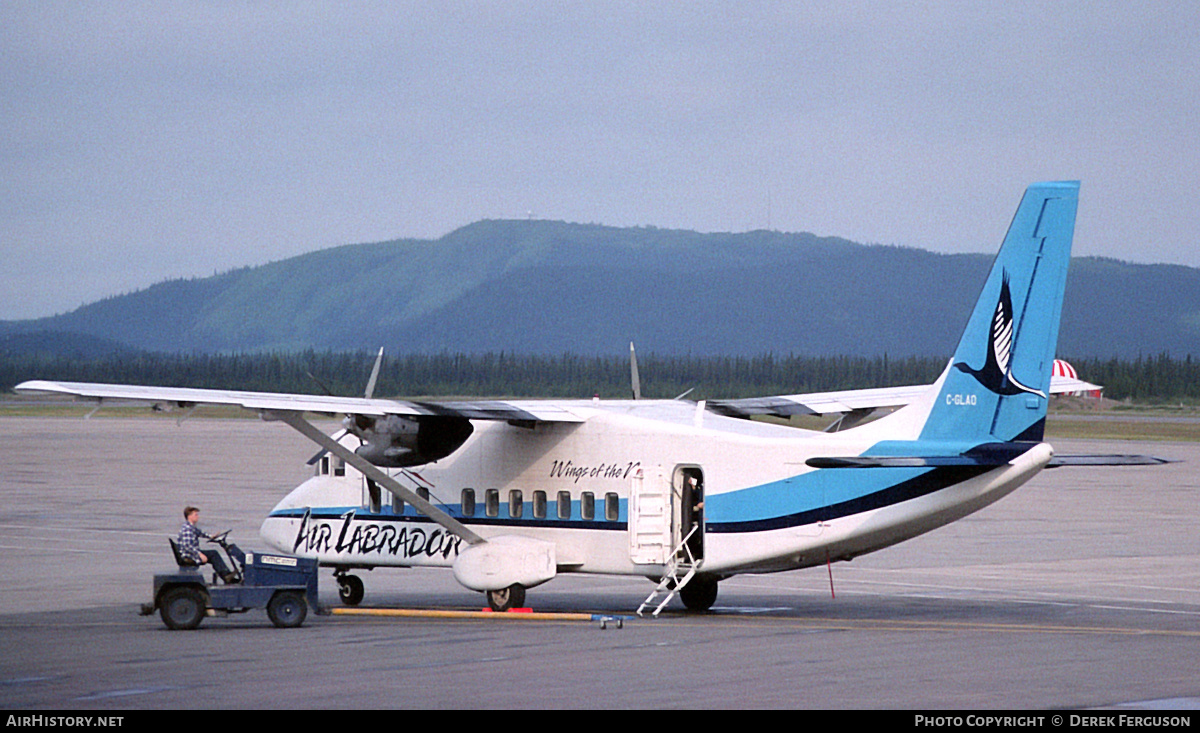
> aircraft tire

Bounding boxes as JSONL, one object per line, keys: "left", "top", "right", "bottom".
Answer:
{"left": 337, "top": 574, "right": 364, "bottom": 606}
{"left": 679, "top": 576, "right": 718, "bottom": 612}
{"left": 160, "top": 586, "right": 206, "bottom": 630}
{"left": 486, "top": 584, "right": 526, "bottom": 612}
{"left": 267, "top": 590, "right": 308, "bottom": 628}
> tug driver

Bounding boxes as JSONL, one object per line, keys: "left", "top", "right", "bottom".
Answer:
{"left": 178, "top": 506, "right": 240, "bottom": 584}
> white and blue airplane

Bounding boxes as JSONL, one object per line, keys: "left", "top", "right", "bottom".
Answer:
{"left": 18, "top": 181, "right": 1161, "bottom": 615}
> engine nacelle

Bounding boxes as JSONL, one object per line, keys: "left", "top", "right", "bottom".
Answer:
{"left": 347, "top": 414, "right": 473, "bottom": 467}
{"left": 452, "top": 535, "right": 558, "bottom": 592}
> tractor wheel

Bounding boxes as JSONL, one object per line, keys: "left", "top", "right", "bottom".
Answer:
{"left": 160, "top": 586, "right": 206, "bottom": 630}
{"left": 267, "top": 590, "right": 308, "bottom": 628}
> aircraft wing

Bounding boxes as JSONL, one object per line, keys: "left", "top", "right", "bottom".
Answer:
{"left": 12, "top": 380, "right": 587, "bottom": 423}
{"left": 15, "top": 379, "right": 592, "bottom": 546}
{"left": 707, "top": 384, "right": 927, "bottom": 419}
{"left": 707, "top": 375, "right": 1101, "bottom": 419}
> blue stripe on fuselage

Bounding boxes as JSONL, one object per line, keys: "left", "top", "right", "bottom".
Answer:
{"left": 268, "top": 506, "right": 627, "bottom": 532}
{"left": 705, "top": 465, "right": 992, "bottom": 533}
{"left": 272, "top": 462, "right": 995, "bottom": 537}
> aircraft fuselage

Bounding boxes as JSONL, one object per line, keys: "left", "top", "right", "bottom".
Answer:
{"left": 260, "top": 398, "right": 1051, "bottom": 581}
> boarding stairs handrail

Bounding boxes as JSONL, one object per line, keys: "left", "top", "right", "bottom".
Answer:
{"left": 636, "top": 525, "right": 704, "bottom": 617}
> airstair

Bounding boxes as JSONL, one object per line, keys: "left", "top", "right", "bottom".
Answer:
{"left": 636, "top": 525, "right": 704, "bottom": 617}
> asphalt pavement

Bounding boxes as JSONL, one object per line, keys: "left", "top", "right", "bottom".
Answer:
{"left": 1, "top": 415, "right": 1198, "bottom": 710}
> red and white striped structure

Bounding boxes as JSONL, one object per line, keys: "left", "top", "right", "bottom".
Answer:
{"left": 1052, "top": 359, "right": 1103, "bottom": 398}
{"left": 1053, "top": 359, "right": 1078, "bottom": 380}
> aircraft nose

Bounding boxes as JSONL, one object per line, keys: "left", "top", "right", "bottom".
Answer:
{"left": 259, "top": 513, "right": 296, "bottom": 554}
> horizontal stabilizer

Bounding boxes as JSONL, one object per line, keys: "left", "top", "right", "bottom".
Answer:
{"left": 1047, "top": 454, "right": 1175, "bottom": 467}
{"left": 807, "top": 442, "right": 1039, "bottom": 469}
{"left": 809, "top": 447, "right": 1175, "bottom": 469}
{"left": 807, "top": 455, "right": 1001, "bottom": 469}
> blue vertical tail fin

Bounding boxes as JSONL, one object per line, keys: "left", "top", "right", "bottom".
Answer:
{"left": 920, "top": 182, "right": 1079, "bottom": 443}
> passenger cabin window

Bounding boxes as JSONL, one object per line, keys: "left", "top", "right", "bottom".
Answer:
{"left": 333, "top": 457, "right": 345, "bottom": 477}
{"left": 485, "top": 489, "right": 499, "bottom": 518}
{"left": 581, "top": 492, "right": 595, "bottom": 520}
{"left": 461, "top": 489, "right": 476, "bottom": 517}
{"left": 392, "top": 492, "right": 404, "bottom": 514}
{"left": 509, "top": 490, "right": 523, "bottom": 518}
{"left": 557, "top": 491, "right": 571, "bottom": 519}
{"left": 417, "top": 487, "right": 429, "bottom": 502}
{"left": 533, "top": 490, "right": 547, "bottom": 519}
{"left": 317, "top": 456, "right": 329, "bottom": 476}
{"left": 605, "top": 492, "right": 619, "bottom": 521}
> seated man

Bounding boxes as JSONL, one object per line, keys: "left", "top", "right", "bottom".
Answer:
{"left": 177, "top": 506, "right": 240, "bottom": 583}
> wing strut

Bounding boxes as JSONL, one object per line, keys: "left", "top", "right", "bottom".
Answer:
{"left": 269, "top": 410, "right": 486, "bottom": 546}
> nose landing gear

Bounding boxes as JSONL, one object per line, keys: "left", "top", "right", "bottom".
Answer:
{"left": 335, "top": 571, "right": 365, "bottom": 606}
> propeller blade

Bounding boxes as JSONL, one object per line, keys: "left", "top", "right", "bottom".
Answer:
{"left": 630, "top": 342, "right": 641, "bottom": 400}
{"left": 364, "top": 347, "right": 384, "bottom": 400}
{"left": 306, "top": 428, "right": 349, "bottom": 465}
{"left": 305, "top": 370, "right": 336, "bottom": 396}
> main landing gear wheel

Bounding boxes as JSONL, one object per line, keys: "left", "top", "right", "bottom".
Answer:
{"left": 267, "top": 590, "right": 308, "bottom": 628}
{"left": 679, "top": 576, "right": 719, "bottom": 612}
{"left": 160, "top": 586, "right": 206, "bottom": 630}
{"left": 486, "top": 584, "right": 526, "bottom": 612}
{"left": 337, "top": 574, "right": 364, "bottom": 606}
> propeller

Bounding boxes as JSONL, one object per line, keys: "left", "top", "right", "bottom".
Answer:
{"left": 306, "top": 348, "right": 385, "bottom": 466}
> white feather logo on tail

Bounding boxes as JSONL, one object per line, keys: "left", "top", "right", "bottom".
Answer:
{"left": 953, "top": 272, "right": 1046, "bottom": 398}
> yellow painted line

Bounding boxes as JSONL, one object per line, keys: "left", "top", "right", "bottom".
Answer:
{"left": 329, "top": 607, "right": 616, "bottom": 622}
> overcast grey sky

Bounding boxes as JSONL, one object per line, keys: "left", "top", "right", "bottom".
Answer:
{"left": 3, "top": 1, "right": 1198, "bottom": 320}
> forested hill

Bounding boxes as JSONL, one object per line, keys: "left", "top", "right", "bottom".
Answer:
{"left": 4, "top": 219, "right": 1199, "bottom": 358}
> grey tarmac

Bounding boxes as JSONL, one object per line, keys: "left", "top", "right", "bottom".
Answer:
{"left": 1, "top": 415, "right": 1198, "bottom": 709}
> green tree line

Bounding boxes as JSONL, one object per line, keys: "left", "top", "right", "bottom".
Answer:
{"left": 2, "top": 351, "right": 1196, "bottom": 402}
{"left": 1066, "top": 354, "right": 1200, "bottom": 402}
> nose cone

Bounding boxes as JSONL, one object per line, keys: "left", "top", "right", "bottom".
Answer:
{"left": 259, "top": 475, "right": 327, "bottom": 556}
{"left": 262, "top": 472, "right": 360, "bottom": 557}
{"left": 259, "top": 513, "right": 297, "bottom": 554}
